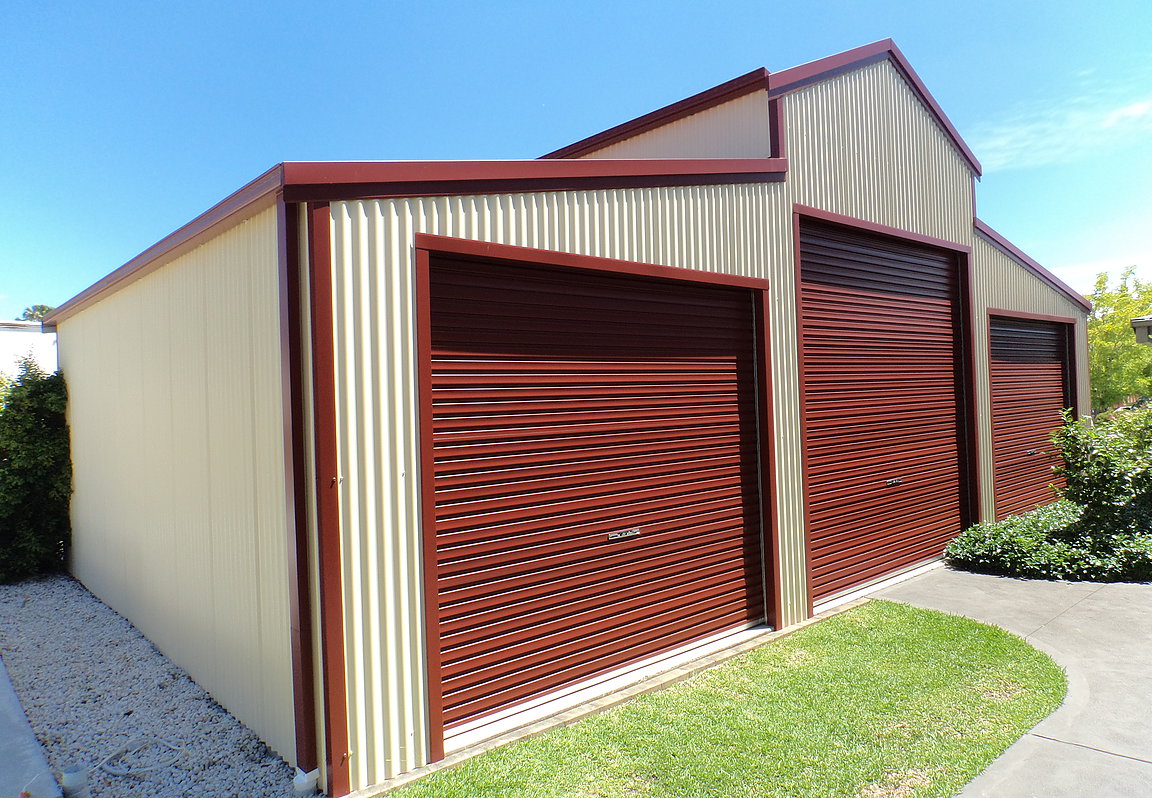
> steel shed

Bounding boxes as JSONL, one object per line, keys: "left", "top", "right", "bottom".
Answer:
{"left": 45, "top": 39, "right": 1090, "bottom": 796}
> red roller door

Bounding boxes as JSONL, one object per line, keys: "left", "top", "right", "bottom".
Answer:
{"left": 990, "top": 316, "right": 1074, "bottom": 520}
{"left": 425, "top": 253, "right": 766, "bottom": 733}
{"left": 799, "top": 221, "right": 973, "bottom": 603}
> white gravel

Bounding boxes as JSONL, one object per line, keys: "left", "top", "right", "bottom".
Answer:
{"left": 0, "top": 575, "right": 296, "bottom": 797}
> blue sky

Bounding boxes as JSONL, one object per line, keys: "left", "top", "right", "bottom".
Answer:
{"left": 2, "top": 1, "right": 1149, "bottom": 319}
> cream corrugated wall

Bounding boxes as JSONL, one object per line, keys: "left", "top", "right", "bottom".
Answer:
{"left": 970, "top": 233, "right": 1090, "bottom": 517}
{"left": 576, "top": 91, "right": 774, "bottom": 158}
{"left": 59, "top": 207, "right": 297, "bottom": 762}
{"left": 328, "top": 184, "right": 799, "bottom": 788}
{"left": 330, "top": 60, "right": 1003, "bottom": 790}
{"left": 782, "top": 60, "right": 975, "bottom": 243}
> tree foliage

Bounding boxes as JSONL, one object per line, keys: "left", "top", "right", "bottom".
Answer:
{"left": 0, "top": 359, "right": 71, "bottom": 582}
{"left": 1088, "top": 268, "right": 1152, "bottom": 413}
{"left": 18, "top": 304, "right": 54, "bottom": 321}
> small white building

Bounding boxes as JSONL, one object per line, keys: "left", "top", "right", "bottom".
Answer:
{"left": 0, "top": 320, "right": 58, "bottom": 380}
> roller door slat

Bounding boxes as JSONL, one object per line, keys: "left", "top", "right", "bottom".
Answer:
{"left": 428, "top": 254, "right": 765, "bottom": 731}
{"left": 800, "top": 222, "right": 970, "bottom": 603}
{"left": 990, "top": 318, "right": 1073, "bottom": 519}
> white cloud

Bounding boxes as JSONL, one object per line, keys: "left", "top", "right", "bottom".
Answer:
{"left": 970, "top": 70, "right": 1152, "bottom": 172}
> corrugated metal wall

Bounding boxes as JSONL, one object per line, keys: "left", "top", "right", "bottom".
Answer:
{"left": 328, "top": 185, "right": 801, "bottom": 788}
{"left": 970, "top": 233, "right": 1090, "bottom": 517}
{"left": 59, "top": 206, "right": 298, "bottom": 763}
{"left": 783, "top": 60, "right": 975, "bottom": 243}
{"left": 575, "top": 92, "right": 774, "bottom": 159}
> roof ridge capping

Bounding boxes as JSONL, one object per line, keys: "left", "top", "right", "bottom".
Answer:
{"left": 542, "top": 39, "right": 982, "bottom": 175}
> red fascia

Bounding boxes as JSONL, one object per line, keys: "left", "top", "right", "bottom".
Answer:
{"left": 974, "top": 219, "right": 1092, "bottom": 312}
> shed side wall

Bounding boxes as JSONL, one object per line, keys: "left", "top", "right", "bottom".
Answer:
{"left": 970, "top": 233, "right": 1090, "bottom": 518}
{"left": 59, "top": 206, "right": 297, "bottom": 762}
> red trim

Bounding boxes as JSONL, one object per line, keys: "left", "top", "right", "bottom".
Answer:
{"left": 754, "top": 291, "right": 782, "bottom": 629}
{"left": 974, "top": 220, "right": 1092, "bottom": 312}
{"left": 789, "top": 211, "right": 816, "bottom": 619}
{"left": 541, "top": 68, "right": 771, "bottom": 159}
{"left": 414, "top": 234, "right": 770, "bottom": 292}
{"left": 958, "top": 251, "right": 983, "bottom": 526}
{"left": 768, "top": 98, "right": 786, "bottom": 160}
{"left": 794, "top": 204, "right": 971, "bottom": 254}
{"left": 414, "top": 235, "right": 776, "bottom": 749}
{"left": 308, "top": 203, "right": 351, "bottom": 797}
{"left": 279, "top": 198, "right": 319, "bottom": 773}
{"left": 986, "top": 308, "right": 1081, "bottom": 421}
{"left": 281, "top": 159, "right": 786, "bottom": 202}
{"left": 414, "top": 246, "right": 446, "bottom": 762}
{"left": 986, "top": 308, "right": 1079, "bottom": 325}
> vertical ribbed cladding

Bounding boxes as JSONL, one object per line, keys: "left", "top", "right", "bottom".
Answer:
{"left": 970, "top": 234, "right": 1090, "bottom": 519}
{"left": 328, "top": 183, "right": 807, "bottom": 789}
{"left": 783, "top": 60, "right": 975, "bottom": 245}
{"left": 59, "top": 206, "right": 297, "bottom": 762}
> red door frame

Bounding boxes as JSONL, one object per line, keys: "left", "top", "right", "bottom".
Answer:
{"left": 985, "top": 308, "right": 1080, "bottom": 519}
{"left": 791, "top": 205, "right": 980, "bottom": 615}
{"left": 413, "top": 233, "right": 779, "bottom": 760}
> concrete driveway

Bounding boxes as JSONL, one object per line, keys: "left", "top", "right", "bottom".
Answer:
{"left": 875, "top": 567, "right": 1152, "bottom": 797}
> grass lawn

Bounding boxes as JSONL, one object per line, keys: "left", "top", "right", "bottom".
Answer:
{"left": 393, "top": 601, "right": 1065, "bottom": 798}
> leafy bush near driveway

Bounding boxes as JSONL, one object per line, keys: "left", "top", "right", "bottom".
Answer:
{"left": 0, "top": 359, "right": 71, "bottom": 582}
{"left": 946, "top": 406, "right": 1152, "bottom": 582}
{"left": 1054, "top": 405, "right": 1152, "bottom": 533}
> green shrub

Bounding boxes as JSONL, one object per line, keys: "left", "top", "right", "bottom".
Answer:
{"left": 0, "top": 359, "right": 71, "bottom": 582}
{"left": 946, "top": 407, "right": 1152, "bottom": 582}
{"left": 1053, "top": 405, "right": 1152, "bottom": 534}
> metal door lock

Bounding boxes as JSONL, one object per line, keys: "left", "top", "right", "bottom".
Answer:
{"left": 885, "top": 477, "right": 904, "bottom": 487}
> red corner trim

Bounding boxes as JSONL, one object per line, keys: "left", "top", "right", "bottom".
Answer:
{"left": 308, "top": 202, "right": 352, "bottom": 797}
{"left": 974, "top": 219, "right": 1091, "bottom": 312}
{"left": 540, "top": 68, "right": 771, "bottom": 159}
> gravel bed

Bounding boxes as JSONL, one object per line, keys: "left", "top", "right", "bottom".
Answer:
{"left": 0, "top": 575, "right": 296, "bottom": 797}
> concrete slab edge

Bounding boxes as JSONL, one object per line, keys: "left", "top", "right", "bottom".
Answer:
{"left": 0, "top": 652, "right": 61, "bottom": 797}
